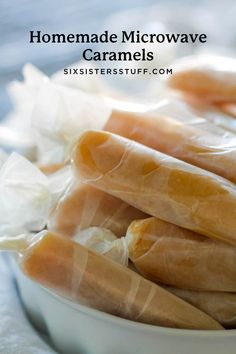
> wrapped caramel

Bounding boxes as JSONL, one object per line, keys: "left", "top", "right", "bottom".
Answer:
{"left": 77, "top": 224, "right": 236, "bottom": 327}
{"left": 167, "top": 55, "right": 236, "bottom": 104}
{"left": 0, "top": 152, "right": 146, "bottom": 239}
{"left": 0, "top": 232, "right": 222, "bottom": 330}
{"left": 105, "top": 99, "right": 236, "bottom": 184}
{"left": 74, "top": 130, "right": 236, "bottom": 245}
{"left": 166, "top": 287, "right": 236, "bottom": 329}
{"left": 50, "top": 184, "right": 148, "bottom": 237}
{"left": 127, "top": 217, "right": 236, "bottom": 292}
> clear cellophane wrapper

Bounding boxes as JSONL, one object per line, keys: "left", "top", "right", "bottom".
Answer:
{"left": 31, "top": 81, "right": 112, "bottom": 165}
{"left": 4, "top": 62, "right": 113, "bottom": 166}
{"left": 0, "top": 152, "right": 72, "bottom": 236}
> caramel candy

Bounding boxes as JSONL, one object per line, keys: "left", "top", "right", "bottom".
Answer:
{"left": 168, "top": 55, "right": 236, "bottom": 104}
{"left": 166, "top": 287, "right": 236, "bottom": 329}
{"left": 105, "top": 108, "right": 236, "bottom": 184}
{"left": 127, "top": 217, "right": 236, "bottom": 292}
{"left": 74, "top": 130, "right": 236, "bottom": 245}
{"left": 2, "top": 232, "right": 222, "bottom": 330}
{"left": 50, "top": 184, "right": 148, "bottom": 237}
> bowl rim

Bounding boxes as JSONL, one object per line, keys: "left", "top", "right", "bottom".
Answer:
{"left": 43, "top": 286, "right": 236, "bottom": 338}
{"left": 11, "top": 254, "right": 236, "bottom": 337}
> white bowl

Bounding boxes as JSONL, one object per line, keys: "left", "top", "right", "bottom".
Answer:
{"left": 11, "top": 258, "right": 236, "bottom": 354}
